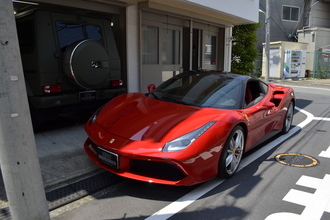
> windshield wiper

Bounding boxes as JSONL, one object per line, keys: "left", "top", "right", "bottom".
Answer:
{"left": 162, "top": 96, "right": 197, "bottom": 106}
{"left": 149, "top": 92, "right": 159, "bottom": 99}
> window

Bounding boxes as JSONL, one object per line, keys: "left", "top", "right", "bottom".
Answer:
{"left": 162, "top": 29, "right": 180, "bottom": 65}
{"left": 56, "top": 22, "right": 103, "bottom": 50}
{"left": 204, "top": 35, "right": 217, "bottom": 65}
{"left": 283, "top": 6, "right": 299, "bottom": 22}
{"left": 142, "top": 25, "right": 159, "bottom": 64}
{"left": 245, "top": 80, "right": 268, "bottom": 108}
{"left": 17, "top": 18, "right": 35, "bottom": 54}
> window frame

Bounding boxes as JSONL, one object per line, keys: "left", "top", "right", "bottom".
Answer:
{"left": 282, "top": 5, "right": 300, "bottom": 22}
{"left": 142, "top": 24, "right": 159, "bottom": 65}
{"left": 162, "top": 28, "right": 181, "bottom": 65}
{"left": 202, "top": 32, "right": 218, "bottom": 71}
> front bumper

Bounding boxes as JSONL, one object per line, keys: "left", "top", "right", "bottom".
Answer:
{"left": 84, "top": 137, "right": 202, "bottom": 186}
{"left": 84, "top": 136, "right": 218, "bottom": 186}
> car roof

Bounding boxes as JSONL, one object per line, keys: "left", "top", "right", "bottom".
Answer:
{"left": 182, "top": 71, "right": 255, "bottom": 82}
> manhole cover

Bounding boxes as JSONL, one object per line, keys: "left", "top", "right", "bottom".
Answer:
{"left": 275, "top": 153, "right": 319, "bottom": 167}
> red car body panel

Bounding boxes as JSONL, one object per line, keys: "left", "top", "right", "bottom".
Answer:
{"left": 84, "top": 73, "right": 295, "bottom": 186}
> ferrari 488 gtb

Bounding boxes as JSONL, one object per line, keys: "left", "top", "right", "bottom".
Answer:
{"left": 84, "top": 71, "right": 295, "bottom": 186}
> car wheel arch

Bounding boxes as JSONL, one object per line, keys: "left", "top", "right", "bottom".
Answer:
{"left": 217, "top": 124, "right": 246, "bottom": 178}
{"left": 237, "top": 122, "right": 248, "bottom": 149}
{"left": 291, "top": 98, "right": 296, "bottom": 107}
{"left": 281, "top": 99, "right": 295, "bottom": 134}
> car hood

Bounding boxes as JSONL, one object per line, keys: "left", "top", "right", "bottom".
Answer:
{"left": 95, "top": 93, "right": 230, "bottom": 142}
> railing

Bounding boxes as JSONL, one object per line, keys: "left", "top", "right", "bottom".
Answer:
{"left": 312, "top": 51, "right": 330, "bottom": 79}
{"left": 252, "top": 53, "right": 263, "bottom": 77}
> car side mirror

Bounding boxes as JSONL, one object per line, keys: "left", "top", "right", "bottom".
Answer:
{"left": 148, "top": 84, "right": 156, "bottom": 93}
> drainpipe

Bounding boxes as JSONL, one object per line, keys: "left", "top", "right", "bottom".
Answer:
{"left": 189, "top": 20, "right": 193, "bottom": 70}
{"left": 265, "top": 0, "right": 270, "bottom": 82}
{"left": 224, "top": 26, "right": 233, "bottom": 72}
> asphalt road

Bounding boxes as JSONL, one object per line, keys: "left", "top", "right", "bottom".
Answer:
{"left": 50, "top": 84, "right": 330, "bottom": 220}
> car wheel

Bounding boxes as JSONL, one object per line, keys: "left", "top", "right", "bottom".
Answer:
{"left": 218, "top": 126, "right": 245, "bottom": 178}
{"left": 281, "top": 101, "right": 294, "bottom": 134}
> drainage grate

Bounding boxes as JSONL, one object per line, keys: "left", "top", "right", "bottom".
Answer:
{"left": 46, "top": 171, "right": 122, "bottom": 210}
{"left": 0, "top": 171, "right": 122, "bottom": 220}
{"left": 275, "top": 153, "right": 319, "bottom": 167}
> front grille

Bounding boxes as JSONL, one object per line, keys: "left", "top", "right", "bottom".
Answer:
{"left": 130, "top": 159, "right": 186, "bottom": 181}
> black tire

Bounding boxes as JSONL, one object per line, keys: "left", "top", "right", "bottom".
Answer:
{"left": 218, "top": 125, "right": 245, "bottom": 178}
{"left": 281, "top": 101, "right": 294, "bottom": 134}
{"left": 62, "top": 39, "right": 110, "bottom": 89}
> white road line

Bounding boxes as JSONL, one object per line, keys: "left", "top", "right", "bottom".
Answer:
{"left": 267, "top": 174, "right": 330, "bottom": 220}
{"left": 314, "top": 117, "right": 330, "bottom": 121}
{"left": 146, "top": 106, "right": 316, "bottom": 220}
{"left": 319, "top": 145, "right": 330, "bottom": 158}
{"left": 278, "top": 84, "right": 330, "bottom": 92}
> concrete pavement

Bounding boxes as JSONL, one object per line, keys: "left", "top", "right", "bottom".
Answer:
{"left": 270, "top": 77, "right": 330, "bottom": 89}
{"left": 0, "top": 111, "right": 101, "bottom": 214}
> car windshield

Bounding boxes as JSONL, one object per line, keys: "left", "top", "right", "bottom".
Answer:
{"left": 149, "top": 72, "right": 243, "bottom": 109}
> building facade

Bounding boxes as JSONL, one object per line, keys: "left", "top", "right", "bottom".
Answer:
{"left": 257, "top": 0, "right": 330, "bottom": 78}
{"left": 11, "top": 0, "right": 259, "bottom": 93}
{"left": 297, "top": 0, "right": 330, "bottom": 78}
{"left": 257, "top": 0, "right": 305, "bottom": 51}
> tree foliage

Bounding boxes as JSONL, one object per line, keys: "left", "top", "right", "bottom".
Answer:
{"left": 231, "top": 23, "right": 261, "bottom": 75}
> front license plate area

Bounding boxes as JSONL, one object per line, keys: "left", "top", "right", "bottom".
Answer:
{"left": 80, "top": 90, "right": 96, "bottom": 102}
{"left": 97, "top": 147, "right": 119, "bottom": 170}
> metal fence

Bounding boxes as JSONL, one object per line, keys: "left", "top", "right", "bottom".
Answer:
{"left": 252, "top": 53, "right": 263, "bottom": 77}
{"left": 312, "top": 51, "right": 330, "bottom": 79}
{"left": 253, "top": 52, "right": 330, "bottom": 79}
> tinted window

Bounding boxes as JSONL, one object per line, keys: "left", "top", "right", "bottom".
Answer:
{"left": 17, "top": 18, "right": 35, "bottom": 53}
{"left": 142, "top": 25, "right": 159, "bottom": 64}
{"left": 151, "top": 72, "right": 243, "bottom": 109}
{"left": 260, "top": 81, "right": 269, "bottom": 94}
{"left": 244, "top": 80, "right": 268, "bottom": 108}
{"left": 162, "top": 28, "right": 180, "bottom": 65}
{"left": 56, "top": 22, "right": 103, "bottom": 50}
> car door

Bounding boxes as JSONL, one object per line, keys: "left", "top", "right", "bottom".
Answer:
{"left": 242, "top": 80, "right": 278, "bottom": 151}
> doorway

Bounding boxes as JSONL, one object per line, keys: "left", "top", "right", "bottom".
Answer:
{"left": 183, "top": 28, "right": 200, "bottom": 71}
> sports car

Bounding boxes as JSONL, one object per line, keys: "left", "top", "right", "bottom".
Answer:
{"left": 84, "top": 71, "right": 295, "bottom": 186}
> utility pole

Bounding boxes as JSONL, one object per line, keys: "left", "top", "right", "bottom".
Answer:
{"left": 264, "top": 0, "right": 270, "bottom": 82}
{"left": 0, "top": 1, "right": 50, "bottom": 219}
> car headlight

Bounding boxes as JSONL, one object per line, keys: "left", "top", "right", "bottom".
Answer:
{"left": 163, "top": 121, "right": 216, "bottom": 152}
{"left": 88, "top": 107, "right": 103, "bottom": 125}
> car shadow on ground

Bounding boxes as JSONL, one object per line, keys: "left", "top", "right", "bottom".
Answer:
{"left": 295, "top": 99, "right": 312, "bottom": 110}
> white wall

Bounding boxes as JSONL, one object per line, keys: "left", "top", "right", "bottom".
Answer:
{"left": 186, "top": 0, "right": 259, "bottom": 23}
{"left": 126, "top": 5, "right": 140, "bottom": 93}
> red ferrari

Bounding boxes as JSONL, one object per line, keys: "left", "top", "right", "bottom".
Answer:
{"left": 84, "top": 71, "right": 295, "bottom": 186}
